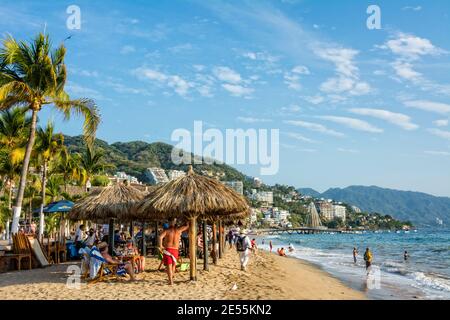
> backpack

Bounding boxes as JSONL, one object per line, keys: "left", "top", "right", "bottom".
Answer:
{"left": 236, "top": 235, "right": 247, "bottom": 252}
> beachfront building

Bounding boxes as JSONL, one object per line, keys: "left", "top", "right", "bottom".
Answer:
{"left": 114, "top": 171, "right": 140, "bottom": 184}
{"left": 223, "top": 181, "right": 244, "bottom": 195}
{"left": 333, "top": 205, "right": 347, "bottom": 221}
{"left": 168, "top": 169, "right": 186, "bottom": 181}
{"left": 253, "top": 177, "right": 262, "bottom": 188}
{"left": 253, "top": 191, "right": 273, "bottom": 206}
{"left": 145, "top": 167, "right": 169, "bottom": 185}
{"left": 318, "top": 201, "right": 334, "bottom": 220}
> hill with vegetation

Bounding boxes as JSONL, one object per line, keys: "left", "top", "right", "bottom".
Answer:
{"left": 64, "top": 135, "right": 250, "bottom": 185}
{"left": 298, "top": 185, "right": 450, "bottom": 227}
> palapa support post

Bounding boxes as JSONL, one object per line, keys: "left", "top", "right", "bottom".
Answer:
{"left": 141, "top": 221, "right": 146, "bottom": 256}
{"left": 108, "top": 218, "right": 114, "bottom": 254}
{"left": 154, "top": 221, "right": 158, "bottom": 256}
{"left": 203, "top": 219, "right": 209, "bottom": 271}
{"left": 189, "top": 217, "right": 197, "bottom": 281}
{"left": 218, "top": 220, "right": 223, "bottom": 259}
{"left": 129, "top": 221, "right": 134, "bottom": 238}
{"left": 212, "top": 222, "right": 217, "bottom": 265}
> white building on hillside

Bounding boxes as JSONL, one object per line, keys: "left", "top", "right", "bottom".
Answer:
{"left": 333, "top": 205, "right": 347, "bottom": 221}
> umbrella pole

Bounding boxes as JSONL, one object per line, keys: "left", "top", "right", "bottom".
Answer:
{"left": 108, "top": 219, "right": 114, "bottom": 254}
{"left": 203, "top": 219, "right": 208, "bottom": 271}
{"left": 212, "top": 222, "right": 217, "bottom": 265}
{"left": 189, "top": 217, "right": 197, "bottom": 281}
{"left": 218, "top": 220, "right": 223, "bottom": 259}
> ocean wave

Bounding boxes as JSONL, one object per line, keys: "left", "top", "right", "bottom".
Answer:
{"left": 412, "top": 272, "right": 450, "bottom": 293}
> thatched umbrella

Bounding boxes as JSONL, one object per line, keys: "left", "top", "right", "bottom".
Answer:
{"left": 69, "top": 183, "right": 145, "bottom": 253}
{"left": 134, "top": 165, "right": 249, "bottom": 281}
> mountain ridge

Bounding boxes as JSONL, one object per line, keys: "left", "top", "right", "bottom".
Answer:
{"left": 298, "top": 185, "right": 450, "bottom": 226}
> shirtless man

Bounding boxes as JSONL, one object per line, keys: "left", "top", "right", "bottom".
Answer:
{"left": 158, "top": 218, "right": 189, "bottom": 285}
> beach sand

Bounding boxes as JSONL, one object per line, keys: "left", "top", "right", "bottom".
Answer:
{"left": 0, "top": 249, "right": 366, "bottom": 300}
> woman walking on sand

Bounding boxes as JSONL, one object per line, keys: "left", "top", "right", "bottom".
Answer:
{"left": 269, "top": 240, "right": 273, "bottom": 253}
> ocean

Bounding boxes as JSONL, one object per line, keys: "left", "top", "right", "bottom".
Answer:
{"left": 256, "top": 228, "right": 450, "bottom": 300}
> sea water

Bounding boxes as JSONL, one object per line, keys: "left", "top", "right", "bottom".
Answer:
{"left": 257, "top": 228, "right": 450, "bottom": 300}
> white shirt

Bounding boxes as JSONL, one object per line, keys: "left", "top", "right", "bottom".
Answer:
{"left": 75, "top": 229, "right": 85, "bottom": 242}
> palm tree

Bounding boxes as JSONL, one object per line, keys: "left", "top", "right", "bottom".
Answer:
{"left": 0, "top": 33, "right": 100, "bottom": 234}
{"left": 34, "top": 121, "right": 63, "bottom": 236}
{"left": 55, "top": 146, "right": 80, "bottom": 192}
{"left": 0, "top": 107, "right": 30, "bottom": 237}
{"left": 46, "top": 175, "right": 63, "bottom": 202}
{"left": 77, "top": 147, "right": 108, "bottom": 191}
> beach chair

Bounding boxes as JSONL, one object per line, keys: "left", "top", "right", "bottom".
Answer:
{"left": 6, "top": 233, "right": 33, "bottom": 271}
{"left": 87, "top": 246, "right": 123, "bottom": 284}
{"left": 79, "top": 247, "right": 91, "bottom": 279}
{"left": 57, "top": 236, "right": 67, "bottom": 263}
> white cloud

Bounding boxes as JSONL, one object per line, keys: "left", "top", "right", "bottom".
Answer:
{"left": 392, "top": 61, "right": 422, "bottom": 80}
{"left": 120, "top": 45, "right": 136, "bottom": 55}
{"left": 433, "top": 119, "right": 449, "bottom": 127}
{"left": 222, "top": 84, "right": 253, "bottom": 97}
{"left": 314, "top": 47, "right": 371, "bottom": 96}
{"left": 404, "top": 100, "right": 450, "bottom": 114}
{"left": 284, "top": 132, "right": 317, "bottom": 143}
{"left": 237, "top": 117, "right": 272, "bottom": 123}
{"left": 424, "top": 150, "right": 450, "bottom": 156}
{"left": 318, "top": 116, "right": 383, "bottom": 133}
{"left": 292, "top": 65, "right": 310, "bottom": 75}
{"left": 280, "top": 104, "right": 302, "bottom": 113}
{"left": 381, "top": 32, "right": 444, "bottom": 60}
{"left": 428, "top": 128, "right": 450, "bottom": 140}
{"left": 337, "top": 148, "right": 359, "bottom": 154}
{"left": 133, "top": 67, "right": 192, "bottom": 97}
{"left": 302, "top": 95, "right": 324, "bottom": 105}
{"left": 65, "top": 82, "right": 106, "bottom": 101}
{"left": 284, "top": 120, "right": 345, "bottom": 137}
{"left": 283, "top": 65, "right": 310, "bottom": 91}
{"left": 213, "top": 66, "right": 242, "bottom": 84}
{"left": 402, "top": 6, "right": 422, "bottom": 11}
{"left": 349, "top": 108, "right": 419, "bottom": 130}
{"left": 168, "top": 43, "right": 193, "bottom": 54}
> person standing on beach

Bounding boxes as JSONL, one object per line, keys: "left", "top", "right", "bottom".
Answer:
{"left": 353, "top": 247, "right": 358, "bottom": 263}
{"left": 236, "top": 230, "right": 252, "bottom": 271}
{"left": 158, "top": 218, "right": 189, "bottom": 285}
{"left": 75, "top": 225, "right": 86, "bottom": 252}
{"left": 363, "top": 248, "right": 373, "bottom": 269}
{"left": 269, "top": 240, "right": 273, "bottom": 253}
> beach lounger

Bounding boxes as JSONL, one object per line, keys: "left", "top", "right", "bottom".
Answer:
{"left": 79, "top": 247, "right": 91, "bottom": 279}
{"left": 4, "top": 234, "right": 33, "bottom": 271}
{"left": 88, "top": 246, "right": 125, "bottom": 284}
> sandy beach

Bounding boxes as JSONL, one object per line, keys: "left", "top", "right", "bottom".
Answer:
{"left": 0, "top": 249, "right": 365, "bottom": 300}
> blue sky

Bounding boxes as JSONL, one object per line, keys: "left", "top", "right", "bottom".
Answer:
{"left": 1, "top": 0, "right": 450, "bottom": 196}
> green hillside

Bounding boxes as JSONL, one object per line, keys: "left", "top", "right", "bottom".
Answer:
{"left": 64, "top": 135, "right": 249, "bottom": 184}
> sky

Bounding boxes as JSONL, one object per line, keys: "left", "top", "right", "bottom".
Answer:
{"left": 1, "top": 0, "right": 450, "bottom": 197}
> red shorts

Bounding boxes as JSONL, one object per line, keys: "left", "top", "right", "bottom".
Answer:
{"left": 163, "top": 248, "right": 179, "bottom": 266}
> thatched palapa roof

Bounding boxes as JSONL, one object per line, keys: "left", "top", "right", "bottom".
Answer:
{"left": 69, "top": 183, "right": 145, "bottom": 222}
{"left": 134, "top": 166, "right": 249, "bottom": 220}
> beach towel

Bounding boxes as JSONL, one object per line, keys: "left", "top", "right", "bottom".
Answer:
{"left": 163, "top": 248, "right": 178, "bottom": 266}
{"left": 89, "top": 246, "right": 127, "bottom": 279}
{"left": 79, "top": 247, "right": 91, "bottom": 276}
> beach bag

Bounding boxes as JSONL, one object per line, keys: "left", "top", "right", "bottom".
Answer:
{"left": 236, "top": 236, "right": 246, "bottom": 252}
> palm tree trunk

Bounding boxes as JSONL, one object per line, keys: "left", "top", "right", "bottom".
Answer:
{"left": 6, "top": 184, "right": 12, "bottom": 240}
{"left": 11, "top": 108, "right": 39, "bottom": 235}
{"left": 39, "top": 161, "right": 47, "bottom": 237}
